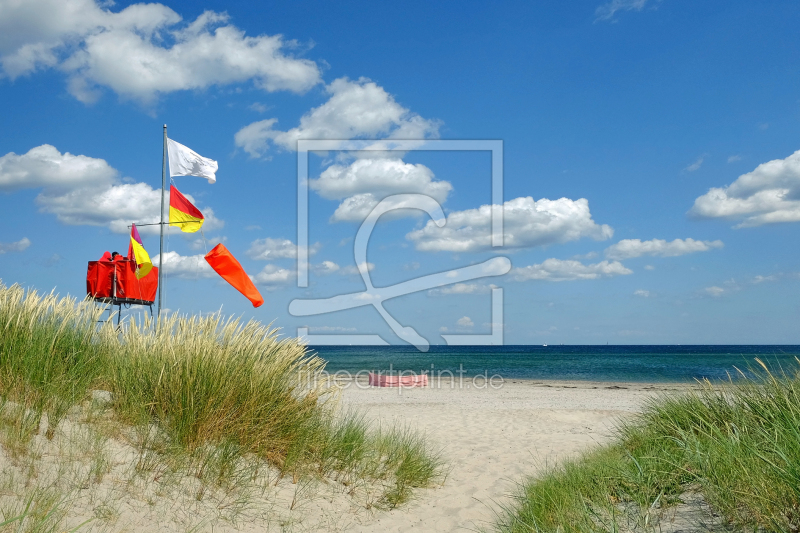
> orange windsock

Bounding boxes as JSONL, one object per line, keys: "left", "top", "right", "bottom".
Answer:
{"left": 204, "top": 243, "right": 264, "bottom": 308}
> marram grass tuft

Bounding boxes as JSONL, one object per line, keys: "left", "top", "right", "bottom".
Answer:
{"left": 0, "top": 280, "right": 443, "bottom": 511}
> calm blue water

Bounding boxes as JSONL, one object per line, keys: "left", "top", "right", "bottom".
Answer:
{"left": 310, "top": 345, "right": 800, "bottom": 383}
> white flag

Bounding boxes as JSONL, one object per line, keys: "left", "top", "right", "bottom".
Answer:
{"left": 167, "top": 138, "right": 218, "bottom": 183}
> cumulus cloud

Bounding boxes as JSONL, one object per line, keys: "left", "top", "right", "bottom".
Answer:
{"left": 312, "top": 260, "right": 340, "bottom": 274}
{"left": 604, "top": 238, "right": 724, "bottom": 260}
{"left": 456, "top": 316, "right": 474, "bottom": 329}
{"left": 251, "top": 264, "right": 293, "bottom": 286}
{"left": 0, "top": 0, "right": 321, "bottom": 104}
{"left": 702, "top": 279, "right": 740, "bottom": 297}
{"left": 312, "top": 158, "right": 451, "bottom": 222}
{"left": 595, "top": 0, "right": 651, "bottom": 21}
{"left": 0, "top": 237, "right": 31, "bottom": 254}
{"left": 428, "top": 283, "right": 496, "bottom": 296}
{"left": 38, "top": 180, "right": 222, "bottom": 234}
{"left": 234, "top": 77, "right": 445, "bottom": 225}
{"left": 312, "top": 158, "right": 450, "bottom": 201}
{"left": 690, "top": 149, "right": 800, "bottom": 227}
{"left": 340, "top": 262, "right": 375, "bottom": 276}
{"left": 0, "top": 144, "right": 116, "bottom": 191}
{"left": 407, "top": 196, "right": 613, "bottom": 253}
{"left": 153, "top": 251, "right": 215, "bottom": 279}
{"left": 511, "top": 258, "right": 632, "bottom": 282}
{"left": 246, "top": 237, "right": 320, "bottom": 260}
{"left": 234, "top": 77, "right": 440, "bottom": 157}
{"left": 1, "top": 144, "right": 222, "bottom": 233}
{"left": 704, "top": 286, "right": 726, "bottom": 298}
{"left": 633, "top": 289, "right": 651, "bottom": 297}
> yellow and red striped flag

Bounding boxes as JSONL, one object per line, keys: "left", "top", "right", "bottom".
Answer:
{"left": 128, "top": 224, "right": 153, "bottom": 279}
{"left": 169, "top": 185, "right": 204, "bottom": 233}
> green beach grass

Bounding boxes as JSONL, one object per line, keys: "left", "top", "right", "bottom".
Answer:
{"left": 0, "top": 281, "right": 444, "bottom": 530}
{"left": 495, "top": 360, "right": 800, "bottom": 532}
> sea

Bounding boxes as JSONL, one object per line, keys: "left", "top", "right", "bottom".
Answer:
{"left": 310, "top": 345, "right": 800, "bottom": 383}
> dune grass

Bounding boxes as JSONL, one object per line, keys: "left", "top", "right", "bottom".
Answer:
{"left": 0, "top": 281, "right": 443, "bottom": 528}
{"left": 496, "top": 359, "right": 800, "bottom": 533}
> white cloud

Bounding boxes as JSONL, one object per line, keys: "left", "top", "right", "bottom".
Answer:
{"left": 1, "top": 144, "right": 222, "bottom": 233}
{"left": 728, "top": 155, "right": 742, "bottom": 163}
{"left": 0, "top": 0, "right": 321, "bottom": 104}
{"left": 511, "top": 258, "right": 632, "bottom": 282}
{"left": 37, "top": 181, "right": 222, "bottom": 234}
{"left": 248, "top": 102, "right": 269, "bottom": 113}
{"left": 703, "top": 279, "right": 740, "bottom": 297}
{"left": 633, "top": 289, "right": 651, "bottom": 297}
{"left": 153, "top": 251, "right": 215, "bottom": 279}
{"left": 752, "top": 274, "right": 778, "bottom": 284}
{"left": 234, "top": 78, "right": 445, "bottom": 226}
{"left": 690, "top": 149, "right": 800, "bottom": 227}
{"left": 340, "top": 262, "right": 375, "bottom": 276}
{"left": 604, "top": 238, "right": 724, "bottom": 260}
{"left": 595, "top": 0, "right": 651, "bottom": 21}
{"left": 310, "top": 158, "right": 452, "bottom": 222}
{"left": 0, "top": 144, "right": 116, "bottom": 191}
{"left": 246, "top": 237, "right": 320, "bottom": 260}
{"left": 251, "top": 264, "right": 293, "bottom": 286}
{"left": 685, "top": 156, "right": 705, "bottom": 172}
{"left": 407, "top": 196, "right": 613, "bottom": 253}
{"left": 354, "top": 292, "right": 380, "bottom": 301}
{"left": 644, "top": 265, "right": 655, "bottom": 270}
{"left": 704, "top": 286, "right": 726, "bottom": 298}
{"left": 234, "top": 77, "right": 440, "bottom": 157}
{"left": 312, "top": 158, "right": 448, "bottom": 201}
{"left": 313, "top": 260, "right": 340, "bottom": 274}
{"left": 428, "top": 283, "right": 496, "bottom": 296}
{"left": 0, "top": 237, "right": 31, "bottom": 254}
{"left": 456, "top": 316, "right": 474, "bottom": 328}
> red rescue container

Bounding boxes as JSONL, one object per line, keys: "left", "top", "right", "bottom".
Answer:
{"left": 86, "top": 260, "right": 158, "bottom": 304}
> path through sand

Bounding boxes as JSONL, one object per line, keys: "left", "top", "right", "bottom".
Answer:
{"left": 342, "top": 380, "right": 694, "bottom": 532}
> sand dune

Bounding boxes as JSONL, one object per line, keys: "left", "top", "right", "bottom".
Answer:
{"left": 0, "top": 380, "right": 695, "bottom": 532}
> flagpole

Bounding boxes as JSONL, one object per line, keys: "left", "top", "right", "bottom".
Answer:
{"left": 158, "top": 124, "right": 167, "bottom": 318}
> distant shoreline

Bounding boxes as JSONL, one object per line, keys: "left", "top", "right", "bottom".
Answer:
{"left": 312, "top": 344, "right": 799, "bottom": 383}
{"left": 319, "top": 374, "right": 707, "bottom": 390}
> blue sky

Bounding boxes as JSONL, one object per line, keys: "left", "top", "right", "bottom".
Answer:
{"left": 1, "top": 0, "right": 799, "bottom": 345}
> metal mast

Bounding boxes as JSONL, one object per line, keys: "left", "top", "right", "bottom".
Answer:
{"left": 158, "top": 124, "right": 167, "bottom": 317}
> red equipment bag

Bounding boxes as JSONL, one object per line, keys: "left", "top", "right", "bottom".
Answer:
{"left": 87, "top": 260, "right": 158, "bottom": 304}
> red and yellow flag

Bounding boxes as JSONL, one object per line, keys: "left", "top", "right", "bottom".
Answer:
{"left": 169, "top": 185, "right": 204, "bottom": 233}
{"left": 127, "top": 224, "right": 152, "bottom": 279}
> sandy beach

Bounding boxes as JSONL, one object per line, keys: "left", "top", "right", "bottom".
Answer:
{"left": 0, "top": 379, "right": 700, "bottom": 532}
{"left": 337, "top": 379, "right": 697, "bottom": 532}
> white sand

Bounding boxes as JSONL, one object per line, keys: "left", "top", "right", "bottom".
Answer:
{"left": 0, "top": 380, "right": 696, "bottom": 532}
{"left": 339, "top": 379, "right": 695, "bottom": 532}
